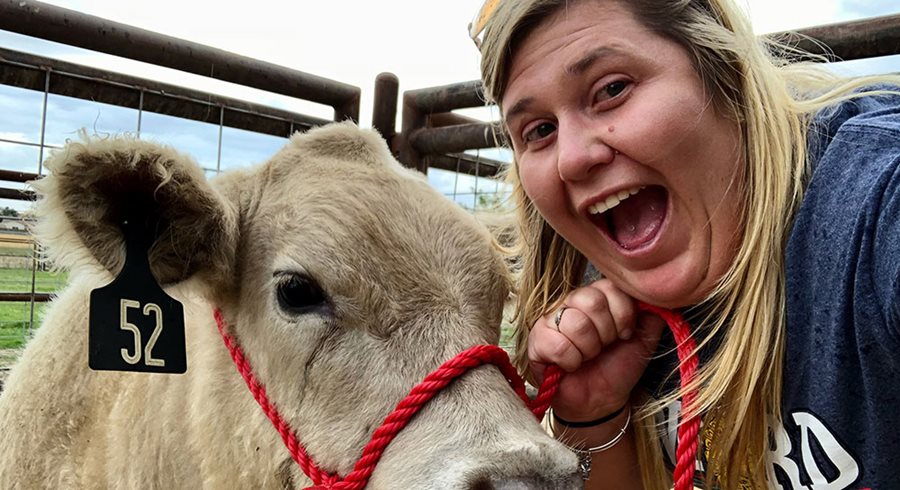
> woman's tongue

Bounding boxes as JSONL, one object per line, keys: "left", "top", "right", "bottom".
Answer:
{"left": 605, "top": 187, "right": 667, "bottom": 250}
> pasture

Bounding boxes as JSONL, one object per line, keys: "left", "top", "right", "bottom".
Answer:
{"left": 0, "top": 267, "right": 68, "bottom": 350}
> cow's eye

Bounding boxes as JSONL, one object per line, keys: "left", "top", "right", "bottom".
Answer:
{"left": 275, "top": 273, "right": 328, "bottom": 314}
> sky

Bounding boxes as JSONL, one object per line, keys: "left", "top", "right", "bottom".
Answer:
{"left": 0, "top": 0, "right": 898, "bottom": 211}
{"left": 3, "top": 0, "right": 899, "bottom": 124}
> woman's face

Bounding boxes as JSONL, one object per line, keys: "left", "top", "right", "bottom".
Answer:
{"left": 502, "top": 1, "right": 744, "bottom": 308}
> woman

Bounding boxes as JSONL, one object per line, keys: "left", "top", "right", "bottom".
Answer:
{"left": 470, "top": 0, "right": 900, "bottom": 488}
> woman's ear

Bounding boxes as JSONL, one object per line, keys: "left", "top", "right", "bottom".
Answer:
{"left": 32, "top": 135, "right": 238, "bottom": 287}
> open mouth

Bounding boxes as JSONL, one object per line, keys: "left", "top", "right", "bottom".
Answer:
{"left": 588, "top": 185, "right": 668, "bottom": 251}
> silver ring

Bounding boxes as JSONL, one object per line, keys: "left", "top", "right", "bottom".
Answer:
{"left": 553, "top": 306, "right": 568, "bottom": 331}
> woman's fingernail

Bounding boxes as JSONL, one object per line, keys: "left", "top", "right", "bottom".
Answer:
{"left": 620, "top": 329, "right": 633, "bottom": 340}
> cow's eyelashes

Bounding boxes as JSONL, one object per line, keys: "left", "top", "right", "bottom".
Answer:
{"left": 274, "top": 272, "right": 328, "bottom": 315}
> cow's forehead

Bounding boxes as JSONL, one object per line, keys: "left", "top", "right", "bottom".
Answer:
{"left": 250, "top": 167, "right": 487, "bottom": 267}
{"left": 286, "top": 121, "right": 401, "bottom": 170}
{"left": 214, "top": 123, "right": 508, "bottom": 312}
{"left": 239, "top": 158, "right": 500, "bottom": 291}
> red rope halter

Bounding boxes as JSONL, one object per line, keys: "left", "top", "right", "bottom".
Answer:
{"left": 214, "top": 304, "right": 698, "bottom": 490}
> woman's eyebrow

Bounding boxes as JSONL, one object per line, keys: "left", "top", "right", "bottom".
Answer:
{"left": 566, "top": 46, "right": 629, "bottom": 75}
{"left": 504, "top": 47, "right": 631, "bottom": 123}
{"left": 504, "top": 97, "right": 534, "bottom": 124}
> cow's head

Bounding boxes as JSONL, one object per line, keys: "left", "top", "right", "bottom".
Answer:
{"left": 34, "top": 123, "right": 580, "bottom": 489}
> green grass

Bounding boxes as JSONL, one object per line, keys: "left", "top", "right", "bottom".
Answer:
{"left": 0, "top": 303, "right": 52, "bottom": 349}
{"left": 0, "top": 268, "right": 68, "bottom": 293}
{"left": 499, "top": 302, "right": 518, "bottom": 353}
{"left": 0, "top": 267, "right": 68, "bottom": 349}
{"left": 500, "top": 321, "right": 515, "bottom": 349}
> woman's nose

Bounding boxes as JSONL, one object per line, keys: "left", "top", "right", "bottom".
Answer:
{"left": 556, "top": 121, "right": 616, "bottom": 182}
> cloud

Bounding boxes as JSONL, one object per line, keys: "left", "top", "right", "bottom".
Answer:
{"left": 42, "top": 95, "right": 139, "bottom": 146}
{"left": 838, "top": 0, "right": 899, "bottom": 19}
{"left": 19, "top": 0, "right": 487, "bottom": 126}
{"left": 0, "top": 87, "right": 47, "bottom": 144}
{"left": 828, "top": 55, "right": 900, "bottom": 76}
{"left": 0, "top": 132, "right": 29, "bottom": 144}
{"left": 218, "top": 128, "right": 288, "bottom": 171}
{"left": 0, "top": 140, "right": 41, "bottom": 173}
{"left": 740, "top": 0, "right": 844, "bottom": 33}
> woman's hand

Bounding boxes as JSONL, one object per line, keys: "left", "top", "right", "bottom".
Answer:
{"left": 528, "top": 279, "right": 665, "bottom": 421}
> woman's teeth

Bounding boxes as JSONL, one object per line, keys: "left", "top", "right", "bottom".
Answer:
{"left": 588, "top": 186, "right": 645, "bottom": 215}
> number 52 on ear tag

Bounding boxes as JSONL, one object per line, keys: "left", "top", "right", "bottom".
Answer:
{"left": 88, "top": 221, "right": 187, "bottom": 374}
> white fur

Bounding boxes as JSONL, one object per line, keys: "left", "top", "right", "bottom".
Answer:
{"left": 0, "top": 123, "right": 579, "bottom": 489}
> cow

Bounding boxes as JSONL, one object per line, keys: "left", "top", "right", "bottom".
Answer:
{"left": 0, "top": 123, "right": 580, "bottom": 489}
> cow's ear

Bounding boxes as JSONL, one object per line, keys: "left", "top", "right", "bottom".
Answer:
{"left": 32, "top": 135, "right": 238, "bottom": 287}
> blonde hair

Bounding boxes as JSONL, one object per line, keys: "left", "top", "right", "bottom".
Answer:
{"left": 478, "top": 0, "right": 900, "bottom": 488}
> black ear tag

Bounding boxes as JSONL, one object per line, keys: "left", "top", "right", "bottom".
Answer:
{"left": 89, "top": 219, "right": 187, "bottom": 373}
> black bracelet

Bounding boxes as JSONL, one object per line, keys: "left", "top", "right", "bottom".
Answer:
{"left": 553, "top": 405, "right": 626, "bottom": 428}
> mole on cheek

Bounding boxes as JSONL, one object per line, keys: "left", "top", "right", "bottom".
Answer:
{"left": 608, "top": 126, "right": 615, "bottom": 133}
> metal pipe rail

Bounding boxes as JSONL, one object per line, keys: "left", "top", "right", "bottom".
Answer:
{"left": 410, "top": 123, "right": 502, "bottom": 156}
{"left": 0, "top": 293, "right": 51, "bottom": 302}
{"left": 396, "top": 81, "right": 492, "bottom": 174}
{"left": 372, "top": 73, "right": 399, "bottom": 144}
{"left": 0, "top": 47, "right": 333, "bottom": 138}
{"left": 0, "top": 189, "right": 34, "bottom": 201}
{"left": 770, "top": 13, "right": 900, "bottom": 61}
{"left": 0, "top": 2, "right": 361, "bottom": 318}
{"left": 404, "top": 81, "right": 486, "bottom": 115}
{"left": 427, "top": 153, "right": 506, "bottom": 179}
{"left": 0, "top": 169, "right": 39, "bottom": 184}
{"left": 0, "top": 0, "right": 361, "bottom": 122}
{"left": 0, "top": 47, "right": 338, "bottom": 201}
{"left": 396, "top": 13, "right": 900, "bottom": 173}
{"left": 0, "top": 168, "right": 40, "bottom": 202}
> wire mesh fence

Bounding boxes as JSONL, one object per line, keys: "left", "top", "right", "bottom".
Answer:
{"left": 0, "top": 75, "right": 301, "bottom": 361}
{"left": 427, "top": 149, "right": 513, "bottom": 211}
{"left": 0, "top": 219, "right": 67, "bottom": 377}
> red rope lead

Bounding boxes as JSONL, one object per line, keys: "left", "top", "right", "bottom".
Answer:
{"left": 637, "top": 302, "right": 700, "bottom": 490}
{"left": 214, "top": 304, "right": 698, "bottom": 490}
{"left": 215, "top": 309, "right": 559, "bottom": 489}
{"left": 338, "top": 345, "right": 560, "bottom": 489}
{"left": 214, "top": 309, "right": 338, "bottom": 486}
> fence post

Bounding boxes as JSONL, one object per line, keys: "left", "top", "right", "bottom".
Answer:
{"left": 372, "top": 72, "right": 399, "bottom": 152}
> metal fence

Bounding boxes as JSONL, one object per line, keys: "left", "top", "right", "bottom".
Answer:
{"left": 0, "top": 0, "right": 898, "bottom": 359}
{"left": 391, "top": 13, "right": 900, "bottom": 175}
{"left": 0, "top": 0, "right": 514, "bottom": 355}
{"left": 0, "top": 0, "right": 365, "bottom": 354}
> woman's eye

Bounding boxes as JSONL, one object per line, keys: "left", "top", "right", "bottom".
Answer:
{"left": 522, "top": 122, "right": 557, "bottom": 143}
{"left": 275, "top": 273, "right": 328, "bottom": 315}
{"left": 595, "top": 80, "right": 631, "bottom": 105}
